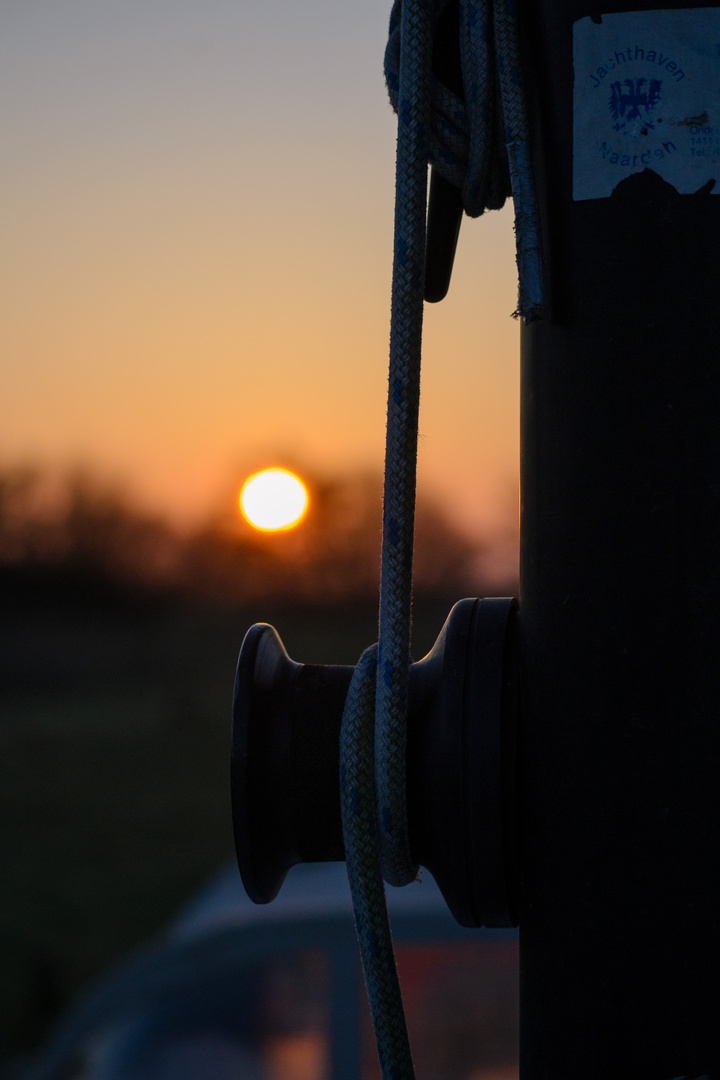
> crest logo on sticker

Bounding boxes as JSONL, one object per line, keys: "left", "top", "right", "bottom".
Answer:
{"left": 610, "top": 78, "right": 662, "bottom": 133}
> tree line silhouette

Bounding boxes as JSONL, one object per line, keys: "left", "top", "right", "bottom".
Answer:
{"left": 0, "top": 464, "right": 491, "bottom": 610}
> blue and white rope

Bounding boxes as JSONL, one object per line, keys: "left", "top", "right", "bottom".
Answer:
{"left": 375, "top": 0, "right": 433, "bottom": 893}
{"left": 340, "top": 2, "right": 543, "bottom": 1077}
{"left": 386, "top": 0, "right": 546, "bottom": 320}
{"left": 340, "top": 645, "right": 415, "bottom": 1080}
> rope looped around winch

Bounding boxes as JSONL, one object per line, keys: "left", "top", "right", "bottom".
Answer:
{"left": 340, "top": 2, "right": 543, "bottom": 1077}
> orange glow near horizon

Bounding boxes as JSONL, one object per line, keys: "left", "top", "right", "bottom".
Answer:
{"left": 0, "top": 2, "right": 522, "bottom": 564}
{"left": 240, "top": 468, "right": 309, "bottom": 532}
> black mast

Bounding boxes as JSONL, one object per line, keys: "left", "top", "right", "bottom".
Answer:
{"left": 518, "top": 1, "right": 720, "bottom": 1075}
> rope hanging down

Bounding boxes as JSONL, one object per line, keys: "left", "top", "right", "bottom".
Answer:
{"left": 340, "top": 646, "right": 415, "bottom": 1080}
{"left": 340, "top": 2, "right": 542, "bottom": 1078}
{"left": 340, "top": 3, "right": 431, "bottom": 1074}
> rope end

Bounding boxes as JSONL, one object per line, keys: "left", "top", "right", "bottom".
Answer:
{"left": 507, "top": 139, "right": 547, "bottom": 323}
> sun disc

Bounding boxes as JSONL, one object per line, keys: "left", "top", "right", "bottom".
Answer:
{"left": 240, "top": 468, "right": 309, "bottom": 531}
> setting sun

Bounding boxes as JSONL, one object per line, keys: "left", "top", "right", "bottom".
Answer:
{"left": 239, "top": 468, "right": 309, "bottom": 532}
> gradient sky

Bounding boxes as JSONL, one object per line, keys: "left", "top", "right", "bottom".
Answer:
{"left": 0, "top": 0, "right": 520, "bottom": 551}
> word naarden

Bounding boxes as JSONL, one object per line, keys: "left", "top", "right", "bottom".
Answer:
{"left": 598, "top": 139, "right": 678, "bottom": 165}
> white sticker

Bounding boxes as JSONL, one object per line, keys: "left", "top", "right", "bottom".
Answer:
{"left": 573, "top": 8, "right": 720, "bottom": 200}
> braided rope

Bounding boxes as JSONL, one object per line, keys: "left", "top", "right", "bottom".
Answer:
{"left": 337, "top": 5, "right": 432, "bottom": 1075}
{"left": 493, "top": 0, "right": 545, "bottom": 319}
{"left": 340, "top": 646, "right": 415, "bottom": 1080}
{"left": 375, "top": 0, "right": 433, "bottom": 891}
{"left": 385, "top": 0, "right": 546, "bottom": 320}
{"left": 340, "top": 1, "right": 541, "bottom": 1076}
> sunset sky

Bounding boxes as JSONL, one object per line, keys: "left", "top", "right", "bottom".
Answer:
{"left": 0, "top": 0, "right": 521, "bottom": 556}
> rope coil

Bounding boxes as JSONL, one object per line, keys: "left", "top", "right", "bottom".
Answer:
{"left": 385, "top": 0, "right": 546, "bottom": 319}
{"left": 386, "top": 0, "right": 510, "bottom": 216}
